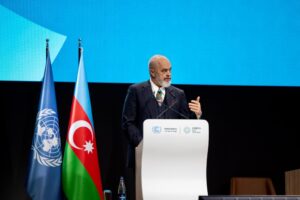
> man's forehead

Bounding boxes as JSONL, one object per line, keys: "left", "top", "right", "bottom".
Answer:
{"left": 157, "top": 59, "right": 171, "bottom": 68}
{"left": 159, "top": 64, "right": 171, "bottom": 69}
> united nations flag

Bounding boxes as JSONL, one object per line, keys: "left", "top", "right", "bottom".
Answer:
{"left": 26, "top": 40, "right": 62, "bottom": 200}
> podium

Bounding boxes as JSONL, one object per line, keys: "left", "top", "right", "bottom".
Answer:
{"left": 135, "top": 119, "right": 209, "bottom": 200}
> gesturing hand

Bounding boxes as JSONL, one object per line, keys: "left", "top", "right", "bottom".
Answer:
{"left": 188, "top": 96, "right": 202, "bottom": 119}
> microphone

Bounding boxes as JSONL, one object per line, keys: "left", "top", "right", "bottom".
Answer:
{"left": 167, "top": 103, "right": 190, "bottom": 119}
{"left": 156, "top": 100, "right": 177, "bottom": 119}
{"left": 156, "top": 100, "right": 189, "bottom": 119}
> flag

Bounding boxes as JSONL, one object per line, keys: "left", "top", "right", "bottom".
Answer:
{"left": 62, "top": 44, "right": 104, "bottom": 200}
{"left": 26, "top": 41, "right": 62, "bottom": 200}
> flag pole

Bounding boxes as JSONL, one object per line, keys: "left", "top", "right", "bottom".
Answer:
{"left": 78, "top": 38, "right": 82, "bottom": 63}
{"left": 46, "top": 38, "right": 49, "bottom": 58}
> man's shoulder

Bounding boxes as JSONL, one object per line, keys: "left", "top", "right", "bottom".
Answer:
{"left": 168, "top": 85, "right": 184, "bottom": 94}
{"left": 129, "top": 81, "right": 149, "bottom": 89}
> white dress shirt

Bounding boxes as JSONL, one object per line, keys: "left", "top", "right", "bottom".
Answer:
{"left": 150, "top": 79, "right": 165, "bottom": 102}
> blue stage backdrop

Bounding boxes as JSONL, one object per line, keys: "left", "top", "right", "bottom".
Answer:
{"left": 0, "top": 0, "right": 299, "bottom": 86}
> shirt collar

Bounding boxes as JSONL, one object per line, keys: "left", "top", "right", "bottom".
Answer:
{"left": 150, "top": 79, "right": 165, "bottom": 95}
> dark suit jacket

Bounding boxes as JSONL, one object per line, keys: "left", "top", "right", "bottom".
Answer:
{"left": 122, "top": 80, "right": 196, "bottom": 167}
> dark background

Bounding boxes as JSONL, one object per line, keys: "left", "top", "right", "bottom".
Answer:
{"left": 2, "top": 81, "right": 300, "bottom": 200}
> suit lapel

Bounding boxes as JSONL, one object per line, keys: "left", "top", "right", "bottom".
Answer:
{"left": 164, "top": 86, "right": 177, "bottom": 118}
{"left": 165, "top": 87, "right": 176, "bottom": 105}
{"left": 142, "top": 81, "right": 159, "bottom": 118}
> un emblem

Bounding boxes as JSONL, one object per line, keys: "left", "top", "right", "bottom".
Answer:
{"left": 32, "top": 109, "right": 62, "bottom": 167}
{"left": 183, "top": 127, "right": 191, "bottom": 134}
{"left": 152, "top": 126, "right": 161, "bottom": 134}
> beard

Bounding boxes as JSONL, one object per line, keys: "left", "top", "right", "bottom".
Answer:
{"left": 156, "top": 77, "right": 171, "bottom": 88}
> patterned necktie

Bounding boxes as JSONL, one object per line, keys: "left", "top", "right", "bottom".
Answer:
{"left": 156, "top": 88, "right": 163, "bottom": 105}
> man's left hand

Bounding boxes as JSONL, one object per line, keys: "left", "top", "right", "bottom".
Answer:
{"left": 188, "top": 96, "right": 202, "bottom": 119}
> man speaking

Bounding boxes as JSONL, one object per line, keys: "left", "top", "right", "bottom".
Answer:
{"left": 121, "top": 54, "right": 202, "bottom": 200}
